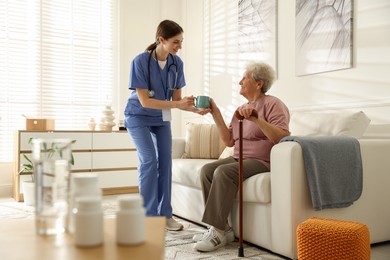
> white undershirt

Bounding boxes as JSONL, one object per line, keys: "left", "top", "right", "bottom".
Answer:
{"left": 158, "top": 60, "right": 167, "bottom": 70}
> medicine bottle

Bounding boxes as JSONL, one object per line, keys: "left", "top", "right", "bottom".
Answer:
{"left": 116, "top": 194, "right": 146, "bottom": 245}
{"left": 74, "top": 197, "right": 103, "bottom": 247}
{"left": 69, "top": 173, "right": 102, "bottom": 233}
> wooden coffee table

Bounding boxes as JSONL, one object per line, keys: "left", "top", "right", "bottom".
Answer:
{"left": 0, "top": 216, "right": 165, "bottom": 260}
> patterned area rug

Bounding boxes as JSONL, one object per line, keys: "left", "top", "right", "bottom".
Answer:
{"left": 0, "top": 196, "right": 287, "bottom": 260}
{"left": 165, "top": 218, "right": 287, "bottom": 260}
{"left": 0, "top": 199, "right": 35, "bottom": 219}
{"left": 0, "top": 196, "right": 120, "bottom": 220}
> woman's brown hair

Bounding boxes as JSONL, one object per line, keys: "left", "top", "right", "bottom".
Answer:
{"left": 146, "top": 20, "right": 184, "bottom": 51}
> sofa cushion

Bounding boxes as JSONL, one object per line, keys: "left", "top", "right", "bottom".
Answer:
{"left": 289, "top": 111, "right": 370, "bottom": 138}
{"left": 172, "top": 158, "right": 215, "bottom": 188}
{"left": 218, "top": 146, "right": 234, "bottom": 159}
{"left": 172, "top": 158, "right": 271, "bottom": 204}
{"left": 182, "top": 123, "right": 226, "bottom": 159}
{"left": 242, "top": 172, "right": 271, "bottom": 203}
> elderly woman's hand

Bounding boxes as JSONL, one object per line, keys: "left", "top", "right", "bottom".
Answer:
{"left": 208, "top": 98, "right": 220, "bottom": 115}
{"left": 195, "top": 108, "right": 211, "bottom": 115}
{"left": 235, "top": 105, "right": 258, "bottom": 120}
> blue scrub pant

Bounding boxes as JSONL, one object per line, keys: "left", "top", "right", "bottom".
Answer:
{"left": 127, "top": 124, "right": 173, "bottom": 217}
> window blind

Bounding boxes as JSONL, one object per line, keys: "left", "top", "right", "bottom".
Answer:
{"left": 203, "top": 0, "right": 277, "bottom": 121}
{"left": 0, "top": 0, "right": 118, "bottom": 162}
{"left": 203, "top": 0, "right": 242, "bottom": 121}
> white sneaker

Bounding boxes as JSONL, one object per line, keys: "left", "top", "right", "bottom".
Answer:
{"left": 193, "top": 228, "right": 235, "bottom": 243}
{"left": 166, "top": 217, "right": 184, "bottom": 231}
{"left": 194, "top": 227, "right": 226, "bottom": 252}
{"left": 192, "top": 229, "right": 211, "bottom": 242}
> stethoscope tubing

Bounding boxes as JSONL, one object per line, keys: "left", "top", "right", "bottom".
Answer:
{"left": 147, "top": 49, "right": 177, "bottom": 98}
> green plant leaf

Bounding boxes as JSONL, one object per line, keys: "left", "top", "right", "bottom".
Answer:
{"left": 27, "top": 137, "right": 77, "bottom": 166}
{"left": 22, "top": 154, "right": 32, "bottom": 164}
{"left": 71, "top": 154, "right": 75, "bottom": 165}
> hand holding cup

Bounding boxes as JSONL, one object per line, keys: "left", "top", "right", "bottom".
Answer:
{"left": 194, "top": 96, "right": 210, "bottom": 109}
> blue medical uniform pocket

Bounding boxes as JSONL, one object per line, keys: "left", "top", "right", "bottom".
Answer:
{"left": 124, "top": 99, "right": 161, "bottom": 117}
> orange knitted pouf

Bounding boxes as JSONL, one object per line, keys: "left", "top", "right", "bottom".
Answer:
{"left": 297, "top": 217, "right": 370, "bottom": 260}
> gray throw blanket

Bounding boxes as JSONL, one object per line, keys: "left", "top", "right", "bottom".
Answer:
{"left": 280, "top": 136, "right": 363, "bottom": 210}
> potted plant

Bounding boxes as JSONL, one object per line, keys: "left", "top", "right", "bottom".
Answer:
{"left": 19, "top": 138, "right": 76, "bottom": 206}
{"left": 19, "top": 153, "right": 35, "bottom": 206}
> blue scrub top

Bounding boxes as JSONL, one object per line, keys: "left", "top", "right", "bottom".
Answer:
{"left": 124, "top": 51, "right": 186, "bottom": 127}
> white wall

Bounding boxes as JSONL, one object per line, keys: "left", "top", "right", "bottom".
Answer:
{"left": 0, "top": 163, "right": 13, "bottom": 197}
{"left": 200, "top": 0, "right": 390, "bottom": 125}
{"left": 120, "top": 0, "right": 390, "bottom": 139}
{"left": 273, "top": 0, "right": 390, "bottom": 124}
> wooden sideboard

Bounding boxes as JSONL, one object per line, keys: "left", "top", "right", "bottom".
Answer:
{"left": 13, "top": 130, "right": 139, "bottom": 202}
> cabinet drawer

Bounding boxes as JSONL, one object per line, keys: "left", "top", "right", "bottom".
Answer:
{"left": 71, "top": 152, "right": 93, "bottom": 171}
{"left": 92, "top": 132, "right": 135, "bottom": 149}
{"left": 20, "top": 132, "right": 92, "bottom": 151}
{"left": 95, "top": 170, "right": 138, "bottom": 188}
{"left": 92, "top": 151, "right": 138, "bottom": 169}
{"left": 19, "top": 152, "right": 92, "bottom": 171}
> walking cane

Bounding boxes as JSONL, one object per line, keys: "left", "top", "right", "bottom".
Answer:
{"left": 238, "top": 117, "right": 244, "bottom": 257}
{"left": 235, "top": 109, "right": 258, "bottom": 257}
{"left": 235, "top": 110, "right": 245, "bottom": 257}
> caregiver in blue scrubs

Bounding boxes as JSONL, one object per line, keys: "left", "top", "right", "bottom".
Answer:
{"left": 124, "top": 20, "right": 208, "bottom": 231}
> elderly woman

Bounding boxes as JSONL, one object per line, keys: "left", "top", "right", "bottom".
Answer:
{"left": 194, "top": 61, "right": 290, "bottom": 252}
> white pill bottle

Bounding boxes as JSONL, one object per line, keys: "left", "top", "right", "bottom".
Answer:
{"left": 74, "top": 197, "right": 103, "bottom": 247}
{"left": 116, "top": 194, "right": 146, "bottom": 245}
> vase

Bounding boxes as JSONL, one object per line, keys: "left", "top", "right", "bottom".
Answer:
{"left": 99, "top": 105, "right": 116, "bottom": 131}
{"left": 22, "top": 181, "right": 35, "bottom": 206}
{"left": 88, "top": 118, "right": 97, "bottom": 131}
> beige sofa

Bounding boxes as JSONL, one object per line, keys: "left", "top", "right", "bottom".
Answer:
{"left": 171, "top": 111, "right": 390, "bottom": 259}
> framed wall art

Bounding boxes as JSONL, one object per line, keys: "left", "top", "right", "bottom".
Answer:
{"left": 238, "top": 0, "right": 277, "bottom": 73}
{"left": 295, "top": 0, "right": 353, "bottom": 76}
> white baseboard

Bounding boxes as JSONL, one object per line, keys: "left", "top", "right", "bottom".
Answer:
{"left": 0, "top": 185, "right": 12, "bottom": 198}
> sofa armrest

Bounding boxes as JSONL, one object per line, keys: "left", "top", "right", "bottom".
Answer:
{"left": 269, "top": 142, "right": 306, "bottom": 257}
{"left": 270, "top": 139, "right": 390, "bottom": 258}
{"left": 172, "top": 137, "right": 185, "bottom": 159}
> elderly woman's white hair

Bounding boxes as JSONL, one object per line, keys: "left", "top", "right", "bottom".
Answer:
{"left": 245, "top": 61, "right": 276, "bottom": 93}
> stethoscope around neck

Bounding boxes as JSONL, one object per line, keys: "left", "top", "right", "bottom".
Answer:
{"left": 147, "top": 49, "right": 178, "bottom": 98}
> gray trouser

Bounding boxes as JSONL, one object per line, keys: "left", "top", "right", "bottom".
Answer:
{"left": 200, "top": 156, "right": 269, "bottom": 230}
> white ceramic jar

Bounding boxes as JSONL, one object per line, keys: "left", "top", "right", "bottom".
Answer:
{"left": 74, "top": 197, "right": 103, "bottom": 247}
{"left": 116, "top": 194, "right": 146, "bottom": 245}
{"left": 99, "top": 105, "right": 116, "bottom": 131}
{"left": 88, "top": 118, "right": 96, "bottom": 131}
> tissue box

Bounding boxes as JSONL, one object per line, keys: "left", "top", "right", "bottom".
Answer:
{"left": 26, "top": 119, "right": 55, "bottom": 131}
